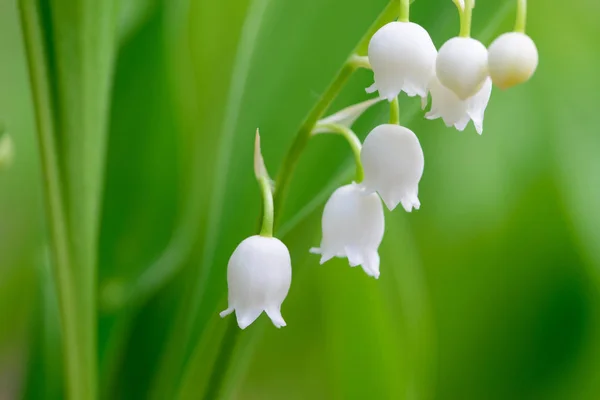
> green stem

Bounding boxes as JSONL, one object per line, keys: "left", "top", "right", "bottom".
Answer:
{"left": 273, "top": 0, "right": 399, "bottom": 229}
{"left": 258, "top": 176, "right": 274, "bottom": 237}
{"left": 18, "top": 1, "right": 92, "bottom": 399}
{"left": 348, "top": 54, "right": 372, "bottom": 70}
{"left": 199, "top": 319, "right": 239, "bottom": 400}
{"left": 459, "top": 0, "right": 473, "bottom": 37}
{"left": 272, "top": 63, "right": 354, "bottom": 228}
{"left": 315, "top": 123, "right": 364, "bottom": 183}
{"left": 514, "top": 0, "right": 527, "bottom": 33}
{"left": 399, "top": 0, "right": 410, "bottom": 22}
{"left": 389, "top": 96, "right": 400, "bottom": 125}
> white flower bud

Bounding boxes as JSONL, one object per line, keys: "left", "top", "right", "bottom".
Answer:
{"left": 310, "top": 183, "right": 384, "bottom": 279}
{"left": 367, "top": 22, "right": 437, "bottom": 101}
{"left": 361, "top": 124, "right": 424, "bottom": 212}
{"left": 436, "top": 37, "right": 488, "bottom": 100}
{"left": 426, "top": 76, "right": 492, "bottom": 134}
{"left": 487, "top": 32, "right": 538, "bottom": 90}
{"left": 220, "top": 235, "right": 292, "bottom": 329}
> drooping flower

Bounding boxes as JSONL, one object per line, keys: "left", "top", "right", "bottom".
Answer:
{"left": 426, "top": 76, "right": 492, "bottom": 134}
{"left": 361, "top": 124, "right": 424, "bottom": 212}
{"left": 436, "top": 36, "right": 489, "bottom": 100}
{"left": 220, "top": 235, "right": 292, "bottom": 329}
{"left": 310, "top": 183, "right": 384, "bottom": 279}
{"left": 366, "top": 21, "right": 437, "bottom": 101}
{"left": 487, "top": 32, "right": 538, "bottom": 90}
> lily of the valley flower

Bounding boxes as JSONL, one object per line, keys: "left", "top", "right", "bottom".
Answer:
{"left": 487, "top": 32, "right": 538, "bottom": 90}
{"left": 361, "top": 124, "right": 424, "bottom": 212}
{"left": 426, "top": 76, "right": 492, "bottom": 134}
{"left": 436, "top": 36, "right": 489, "bottom": 100}
{"left": 311, "top": 183, "right": 384, "bottom": 279}
{"left": 220, "top": 235, "right": 292, "bottom": 329}
{"left": 367, "top": 21, "right": 437, "bottom": 101}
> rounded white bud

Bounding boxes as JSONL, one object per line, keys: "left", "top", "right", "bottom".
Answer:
{"left": 436, "top": 36, "right": 489, "bottom": 100}
{"left": 367, "top": 21, "right": 437, "bottom": 101}
{"left": 487, "top": 32, "right": 538, "bottom": 90}
{"left": 361, "top": 124, "right": 424, "bottom": 212}
{"left": 220, "top": 235, "right": 292, "bottom": 329}
{"left": 426, "top": 76, "right": 492, "bottom": 134}
{"left": 310, "top": 183, "right": 384, "bottom": 279}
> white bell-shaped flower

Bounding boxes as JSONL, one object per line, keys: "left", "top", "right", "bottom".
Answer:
{"left": 426, "top": 76, "right": 492, "bottom": 134}
{"left": 436, "top": 37, "right": 488, "bottom": 100}
{"left": 487, "top": 32, "right": 538, "bottom": 90}
{"left": 220, "top": 235, "right": 292, "bottom": 329}
{"left": 367, "top": 21, "right": 437, "bottom": 101}
{"left": 361, "top": 124, "right": 424, "bottom": 212}
{"left": 310, "top": 183, "right": 384, "bottom": 279}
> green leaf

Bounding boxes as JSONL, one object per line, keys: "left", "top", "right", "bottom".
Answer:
{"left": 19, "top": 0, "right": 119, "bottom": 398}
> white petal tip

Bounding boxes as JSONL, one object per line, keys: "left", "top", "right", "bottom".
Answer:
{"left": 272, "top": 319, "right": 287, "bottom": 329}
{"left": 237, "top": 321, "right": 250, "bottom": 330}
{"left": 377, "top": 193, "right": 399, "bottom": 211}
{"left": 366, "top": 83, "right": 377, "bottom": 94}
{"left": 364, "top": 269, "right": 380, "bottom": 279}
{"left": 310, "top": 247, "right": 333, "bottom": 265}
{"left": 362, "top": 267, "right": 380, "bottom": 279}
{"left": 236, "top": 309, "right": 262, "bottom": 329}
{"left": 401, "top": 196, "right": 421, "bottom": 212}
{"left": 219, "top": 308, "right": 233, "bottom": 318}
{"left": 266, "top": 309, "right": 287, "bottom": 328}
{"left": 318, "top": 252, "right": 334, "bottom": 265}
{"left": 384, "top": 201, "right": 399, "bottom": 212}
{"left": 237, "top": 317, "right": 256, "bottom": 330}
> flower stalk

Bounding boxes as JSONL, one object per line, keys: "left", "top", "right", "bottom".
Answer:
{"left": 390, "top": 97, "right": 400, "bottom": 125}
{"left": 314, "top": 123, "right": 364, "bottom": 183}
{"left": 348, "top": 54, "right": 372, "bottom": 70}
{"left": 515, "top": 0, "right": 527, "bottom": 33}
{"left": 255, "top": 130, "right": 274, "bottom": 237}
{"left": 459, "top": 0, "right": 473, "bottom": 37}
{"left": 399, "top": 0, "right": 410, "bottom": 22}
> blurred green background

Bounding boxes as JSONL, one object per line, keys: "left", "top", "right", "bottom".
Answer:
{"left": 1, "top": 0, "right": 600, "bottom": 398}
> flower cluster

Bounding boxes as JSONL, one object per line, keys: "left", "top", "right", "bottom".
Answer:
{"left": 221, "top": 0, "right": 538, "bottom": 330}
{"left": 369, "top": 1, "right": 538, "bottom": 134}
